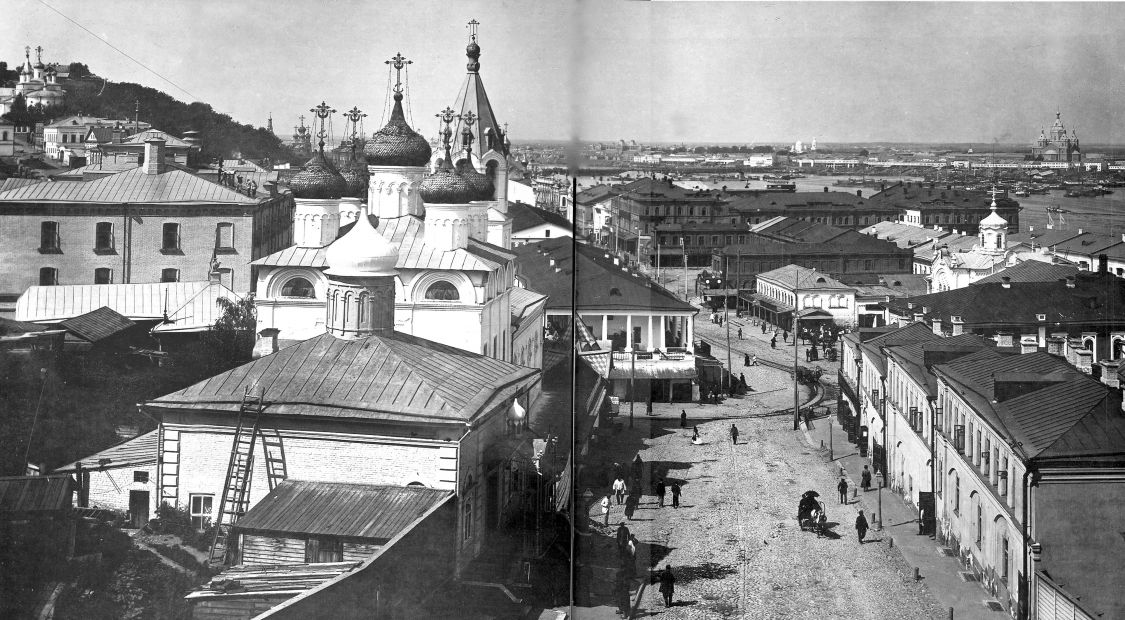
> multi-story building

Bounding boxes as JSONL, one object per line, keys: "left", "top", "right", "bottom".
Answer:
{"left": 840, "top": 322, "right": 1125, "bottom": 620}
{"left": 43, "top": 115, "right": 151, "bottom": 163}
{"left": 608, "top": 177, "right": 729, "bottom": 255}
{"left": 575, "top": 184, "right": 618, "bottom": 241}
{"left": 726, "top": 189, "right": 894, "bottom": 230}
{"left": 0, "top": 138, "right": 293, "bottom": 316}
{"left": 747, "top": 264, "right": 857, "bottom": 331}
{"left": 866, "top": 182, "right": 1021, "bottom": 235}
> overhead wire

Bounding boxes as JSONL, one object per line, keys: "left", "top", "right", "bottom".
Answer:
{"left": 35, "top": 0, "right": 200, "bottom": 101}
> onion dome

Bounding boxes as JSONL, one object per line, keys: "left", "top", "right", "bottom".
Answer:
{"left": 289, "top": 150, "right": 347, "bottom": 199}
{"left": 466, "top": 40, "right": 481, "bottom": 73}
{"left": 340, "top": 153, "right": 368, "bottom": 198}
{"left": 364, "top": 93, "right": 432, "bottom": 167}
{"left": 458, "top": 130, "right": 494, "bottom": 199}
{"left": 420, "top": 146, "right": 493, "bottom": 204}
{"left": 325, "top": 208, "right": 399, "bottom": 277}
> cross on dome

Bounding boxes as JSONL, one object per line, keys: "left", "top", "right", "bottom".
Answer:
{"left": 309, "top": 101, "right": 336, "bottom": 152}
{"left": 468, "top": 19, "right": 480, "bottom": 41}
{"left": 386, "top": 52, "right": 412, "bottom": 95}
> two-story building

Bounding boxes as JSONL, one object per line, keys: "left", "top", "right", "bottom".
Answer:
{"left": 746, "top": 264, "right": 857, "bottom": 331}
{"left": 0, "top": 138, "right": 293, "bottom": 316}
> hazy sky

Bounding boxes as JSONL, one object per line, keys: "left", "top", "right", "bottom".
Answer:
{"left": 4, "top": 1, "right": 1125, "bottom": 144}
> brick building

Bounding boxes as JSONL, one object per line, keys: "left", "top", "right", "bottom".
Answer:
{"left": 867, "top": 181, "right": 1021, "bottom": 235}
{"left": 608, "top": 177, "right": 729, "bottom": 255}
{"left": 0, "top": 138, "right": 293, "bottom": 316}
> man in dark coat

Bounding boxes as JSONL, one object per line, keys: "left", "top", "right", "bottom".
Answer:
{"left": 616, "top": 522, "right": 630, "bottom": 550}
{"left": 670, "top": 482, "right": 681, "bottom": 508}
{"left": 837, "top": 477, "right": 848, "bottom": 504}
{"left": 730, "top": 423, "right": 739, "bottom": 445}
{"left": 856, "top": 510, "right": 869, "bottom": 543}
{"left": 680, "top": 409, "right": 687, "bottom": 428}
{"left": 770, "top": 336, "right": 777, "bottom": 349}
{"left": 658, "top": 565, "right": 676, "bottom": 607}
{"left": 744, "top": 353, "right": 751, "bottom": 367}
{"left": 655, "top": 479, "right": 666, "bottom": 507}
{"left": 861, "top": 465, "right": 872, "bottom": 491}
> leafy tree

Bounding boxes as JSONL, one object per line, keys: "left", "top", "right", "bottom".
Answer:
{"left": 66, "top": 62, "right": 91, "bottom": 78}
{"left": 201, "top": 294, "right": 257, "bottom": 370}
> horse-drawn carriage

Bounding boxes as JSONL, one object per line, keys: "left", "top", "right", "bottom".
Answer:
{"left": 797, "top": 491, "right": 827, "bottom": 536}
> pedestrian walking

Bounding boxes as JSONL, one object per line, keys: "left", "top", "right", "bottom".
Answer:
{"left": 691, "top": 426, "right": 701, "bottom": 445}
{"left": 616, "top": 522, "right": 630, "bottom": 550}
{"left": 730, "top": 423, "right": 739, "bottom": 445}
{"left": 751, "top": 355, "right": 758, "bottom": 366}
{"left": 770, "top": 336, "right": 777, "bottom": 349}
{"left": 680, "top": 409, "right": 687, "bottom": 428}
{"left": 856, "top": 510, "right": 869, "bottom": 543}
{"left": 656, "top": 479, "right": 666, "bottom": 507}
{"left": 918, "top": 507, "right": 926, "bottom": 535}
{"left": 744, "top": 353, "right": 751, "bottom": 367}
{"left": 671, "top": 482, "right": 681, "bottom": 508}
{"left": 739, "top": 373, "right": 747, "bottom": 391}
{"left": 613, "top": 476, "right": 627, "bottom": 505}
{"left": 783, "top": 330, "right": 789, "bottom": 342}
{"left": 658, "top": 565, "right": 676, "bottom": 607}
{"left": 761, "top": 323, "right": 767, "bottom": 334}
{"left": 601, "top": 495, "right": 611, "bottom": 526}
{"left": 737, "top": 327, "right": 743, "bottom": 340}
{"left": 645, "top": 399, "right": 653, "bottom": 415}
{"left": 837, "top": 477, "right": 848, "bottom": 504}
{"left": 861, "top": 465, "right": 872, "bottom": 491}
{"left": 626, "top": 534, "right": 638, "bottom": 579}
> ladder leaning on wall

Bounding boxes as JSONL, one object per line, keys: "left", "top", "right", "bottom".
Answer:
{"left": 207, "top": 388, "right": 267, "bottom": 567}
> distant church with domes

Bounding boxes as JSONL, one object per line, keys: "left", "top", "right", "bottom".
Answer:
{"left": 1031, "top": 111, "right": 1081, "bottom": 163}
{"left": 0, "top": 46, "right": 67, "bottom": 115}
{"left": 252, "top": 25, "right": 545, "bottom": 392}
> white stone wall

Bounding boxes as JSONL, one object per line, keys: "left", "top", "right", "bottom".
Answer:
{"left": 81, "top": 465, "right": 158, "bottom": 517}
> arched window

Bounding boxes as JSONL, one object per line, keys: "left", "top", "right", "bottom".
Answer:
{"left": 281, "top": 277, "right": 315, "bottom": 298}
{"left": 424, "top": 280, "right": 460, "bottom": 301}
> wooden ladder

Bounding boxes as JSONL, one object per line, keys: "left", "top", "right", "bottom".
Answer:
{"left": 260, "top": 427, "right": 288, "bottom": 491}
{"left": 208, "top": 389, "right": 265, "bottom": 567}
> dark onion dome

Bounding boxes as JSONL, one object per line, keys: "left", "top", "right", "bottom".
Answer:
{"left": 420, "top": 147, "right": 492, "bottom": 204}
{"left": 289, "top": 150, "right": 347, "bottom": 199}
{"left": 340, "top": 156, "right": 368, "bottom": 198}
{"left": 364, "top": 93, "right": 432, "bottom": 167}
{"left": 460, "top": 161, "right": 494, "bottom": 200}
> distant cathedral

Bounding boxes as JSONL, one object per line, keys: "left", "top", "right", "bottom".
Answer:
{"left": 1031, "top": 111, "right": 1081, "bottom": 163}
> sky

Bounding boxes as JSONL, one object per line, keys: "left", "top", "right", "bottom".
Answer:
{"left": 4, "top": 0, "right": 1125, "bottom": 145}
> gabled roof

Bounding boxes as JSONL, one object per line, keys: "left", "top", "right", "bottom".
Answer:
{"left": 0, "top": 316, "right": 51, "bottom": 337}
{"left": 147, "top": 331, "right": 539, "bottom": 425}
{"left": 575, "top": 184, "right": 618, "bottom": 205}
{"left": 56, "top": 430, "right": 158, "bottom": 472}
{"left": 509, "top": 286, "right": 548, "bottom": 323}
{"left": 0, "top": 178, "right": 45, "bottom": 192}
{"left": 750, "top": 216, "right": 850, "bottom": 244}
{"left": 0, "top": 167, "right": 266, "bottom": 205}
{"left": 45, "top": 115, "right": 116, "bottom": 128}
{"left": 884, "top": 333, "right": 996, "bottom": 396}
{"left": 508, "top": 201, "right": 571, "bottom": 234}
{"left": 120, "top": 129, "right": 191, "bottom": 148}
{"left": 234, "top": 481, "right": 451, "bottom": 540}
{"left": 847, "top": 322, "right": 941, "bottom": 377}
{"left": 58, "top": 306, "right": 135, "bottom": 342}
{"left": 1050, "top": 232, "right": 1124, "bottom": 256}
{"left": 757, "top": 264, "right": 851, "bottom": 290}
{"left": 973, "top": 261, "right": 1079, "bottom": 285}
{"left": 513, "top": 238, "right": 695, "bottom": 314}
{"left": 861, "top": 221, "right": 952, "bottom": 249}
{"left": 0, "top": 475, "right": 73, "bottom": 515}
{"left": 1006, "top": 228, "right": 1083, "bottom": 249}
{"left": 886, "top": 271, "right": 1125, "bottom": 328}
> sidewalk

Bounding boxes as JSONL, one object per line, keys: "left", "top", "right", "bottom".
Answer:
{"left": 802, "top": 414, "right": 1006, "bottom": 619}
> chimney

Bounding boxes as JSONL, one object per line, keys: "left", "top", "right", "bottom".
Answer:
{"left": 1098, "top": 360, "right": 1121, "bottom": 388}
{"left": 931, "top": 317, "right": 942, "bottom": 335}
{"left": 1001, "top": 276, "right": 1011, "bottom": 289}
{"left": 1045, "top": 336, "right": 1065, "bottom": 356}
{"left": 1066, "top": 337, "right": 1083, "bottom": 365}
{"left": 996, "top": 332, "right": 1014, "bottom": 348}
{"left": 1020, "top": 336, "right": 1038, "bottom": 354}
{"left": 253, "top": 328, "right": 280, "bottom": 358}
{"left": 143, "top": 138, "right": 166, "bottom": 175}
{"left": 951, "top": 316, "right": 964, "bottom": 336}
{"left": 913, "top": 312, "right": 924, "bottom": 323}
{"left": 1075, "top": 348, "right": 1093, "bottom": 374}
{"left": 823, "top": 186, "right": 828, "bottom": 192}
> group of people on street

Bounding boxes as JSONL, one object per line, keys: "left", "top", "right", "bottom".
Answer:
{"left": 654, "top": 478, "right": 682, "bottom": 508}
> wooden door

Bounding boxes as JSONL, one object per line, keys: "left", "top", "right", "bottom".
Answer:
{"left": 129, "top": 490, "right": 149, "bottom": 528}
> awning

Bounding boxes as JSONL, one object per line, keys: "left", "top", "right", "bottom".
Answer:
{"left": 746, "top": 292, "right": 794, "bottom": 313}
{"left": 796, "top": 308, "right": 834, "bottom": 319}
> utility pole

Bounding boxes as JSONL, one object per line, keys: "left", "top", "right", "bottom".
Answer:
{"left": 725, "top": 297, "right": 732, "bottom": 396}
{"left": 793, "top": 265, "right": 801, "bottom": 431}
{"left": 681, "top": 238, "right": 688, "bottom": 301}
{"left": 629, "top": 349, "right": 636, "bottom": 429}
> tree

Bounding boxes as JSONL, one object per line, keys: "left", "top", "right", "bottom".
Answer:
{"left": 66, "top": 62, "right": 91, "bottom": 79}
{"left": 203, "top": 294, "right": 257, "bottom": 368}
{"left": 858, "top": 148, "right": 870, "bottom": 158}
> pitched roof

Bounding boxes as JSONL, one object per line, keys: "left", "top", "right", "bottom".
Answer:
{"left": 0, "top": 178, "right": 45, "bottom": 192}
{"left": 861, "top": 221, "right": 952, "bottom": 249}
{"left": 58, "top": 306, "right": 136, "bottom": 342}
{"left": 1006, "top": 228, "right": 1082, "bottom": 249}
{"left": 513, "top": 238, "right": 695, "bottom": 313}
{"left": 120, "top": 129, "right": 191, "bottom": 147}
{"left": 575, "top": 184, "right": 618, "bottom": 205}
{"left": 1051, "top": 232, "right": 1124, "bottom": 256}
{"left": 973, "top": 261, "right": 1079, "bottom": 285}
{"left": 147, "top": 331, "right": 539, "bottom": 425}
{"left": 509, "top": 286, "right": 548, "bottom": 322}
{"left": 0, "top": 167, "right": 266, "bottom": 205}
{"left": 0, "top": 317, "right": 51, "bottom": 337}
{"left": 508, "top": 201, "right": 571, "bottom": 234}
{"left": 234, "top": 481, "right": 451, "bottom": 540}
{"left": 0, "top": 475, "right": 73, "bottom": 514}
{"left": 886, "top": 271, "right": 1125, "bottom": 328}
{"left": 17, "top": 281, "right": 241, "bottom": 333}
{"left": 750, "top": 217, "right": 850, "bottom": 244}
{"left": 934, "top": 351, "right": 1124, "bottom": 460}
{"left": 56, "top": 430, "right": 158, "bottom": 472}
{"left": 185, "top": 562, "right": 360, "bottom": 600}
{"left": 757, "top": 264, "right": 851, "bottom": 290}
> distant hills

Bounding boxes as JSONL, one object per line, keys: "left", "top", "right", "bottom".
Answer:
{"left": 2, "top": 66, "right": 294, "bottom": 164}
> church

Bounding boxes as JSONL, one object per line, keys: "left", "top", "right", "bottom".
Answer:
{"left": 0, "top": 46, "right": 66, "bottom": 115}
{"left": 252, "top": 32, "right": 545, "bottom": 382}
{"left": 1031, "top": 111, "right": 1082, "bottom": 163}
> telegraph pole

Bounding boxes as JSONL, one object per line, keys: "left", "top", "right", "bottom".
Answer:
{"left": 793, "top": 266, "right": 801, "bottom": 431}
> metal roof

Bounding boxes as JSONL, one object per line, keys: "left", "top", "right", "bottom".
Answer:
{"left": 0, "top": 474, "right": 73, "bottom": 515}
{"left": 56, "top": 430, "right": 158, "bottom": 472}
{"left": 254, "top": 216, "right": 513, "bottom": 273}
{"left": 509, "top": 286, "right": 547, "bottom": 322}
{"left": 58, "top": 306, "right": 136, "bottom": 342}
{"left": 508, "top": 201, "right": 572, "bottom": 234}
{"left": 0, "top": 167, "right": 265, "bottom": 205}
{"left": 148, "top": 331, "right": 540, "bottom": 425}
{"left": 234, "top": 480, "right": 451, "bottom": 540}
{"left": 16, "top": 282, "right": 241, "bottom": 333}
{"left": 757, "top": 264, "right": 851, "bottom": 290}
{"left": 973, "top": 261, "right": 1079, "bottom": 285}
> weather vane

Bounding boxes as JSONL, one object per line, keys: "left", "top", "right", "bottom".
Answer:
{"left": 310, "top": 101, "right": 335, "bottom": 152}
{"left": 386, "top": 53, "right": 412, "bottom": 95}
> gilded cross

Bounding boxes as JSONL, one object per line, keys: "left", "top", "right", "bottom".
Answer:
{"left": 35, "top": 45, "right": 43, "bottom": 63}
{"left": 309, "top": 102, "right": 335, "bottom": 152}
{"left": 344, "top": 106, "right": 366, "bottom": 142}
{"left": 24, "top": 46, "right": 30, "bottom": 60}
{"left": 461, "top": 110, "right": 478, "bottom": 128}
{"left": 298, "top": 114, "right": 306, "bottom": 128}
{"left": 385, "top": 53, "right": 411, "bottom": 94}
{"left": 468, "top": 19, "right": 480, "bottom": 41}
